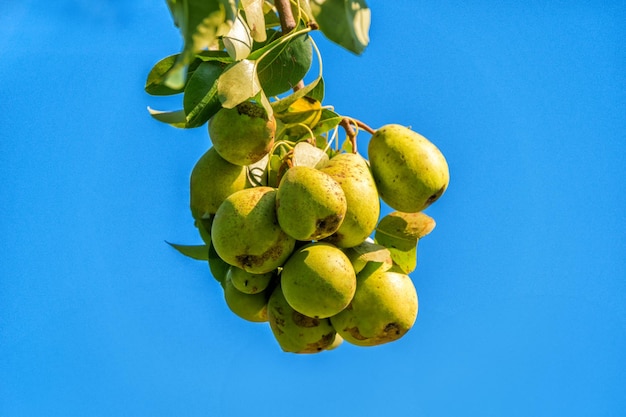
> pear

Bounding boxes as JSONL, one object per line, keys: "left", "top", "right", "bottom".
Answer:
{"left": 223, "top": 274, "right": 268, "bottom": 322}
{"left": 227, "top": 266, "right": 274, "bottom": 294}
{"left": 190, "top": 147, "right": 248, "bottom": 220}
{"left": 208, "top": 101, "right": 276, "bottom": 166}
{"left": 320, "top": 152, "right": 380, "bottom": 248}
{"left": 267, "top": 284, "right": 337, "bottom": 353}
{"left": 276, "top": 166, "right": 347, "bottom": 241}
{"left": 211, "top": 187, "right": 296, "bottom": 274}
{"left": 330, "top": 268, "right": 418, "bottom": 347}
{"left": 368, "top": 124, "right": 449, "bottom": 213}
{"left": 280, "top": 242, "right": 356, "bottom": 319}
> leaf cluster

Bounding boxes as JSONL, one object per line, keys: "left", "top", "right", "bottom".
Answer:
{"left": 146, "top": 0, "right": 371, "bottom": 129}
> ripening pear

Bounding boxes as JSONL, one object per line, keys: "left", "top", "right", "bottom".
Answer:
{"left": 190, "top": 147, "right": 248, "bottom": 220}
{"left": 320, "top": 152, "right": 380, "bottom": 248}
{"left": 208, "top": 101, "right": 276, "bottom": 166}
{"left": 223, "top": 274, "right": 268, "bottom": 322}
{"left": 276, "top": 166, "right": 347, "bottom": 241}
{"left": 267, "top": 284, "right": 338, "bottom": 353}
{"left": 211, "top": 187, "right": 296, "bottom": 274}
{"left": 227, "top": 266, "right": 274, "bottom": 294}
{"left": 330, "top": 268, "right": 418, "bottom": 347}
{"left": 280, "top": 242, "right": 356, "bottom": 319}
{"left": 368, "top": 124, "right": 449, "bottom": 213}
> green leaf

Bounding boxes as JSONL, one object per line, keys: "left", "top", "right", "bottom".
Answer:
{"left": 310, "top": 0, "right": 370, "bottom": 55}
{"left": 271, "top": 76, "right": 321, "bottom": 114}
{"left": 374, "top": 212, "right": 436, "bottom": 274}
{"left": 167, "top": 242, "right": 209, "bottom": 261}
{"left": 183, "top": 61, "right": 225, "bottom": 128}
{"left": 312, "top": 108, "right": 342, "bottom": 136}
{"left": 308, "top": 77, "right": 325, "bottom": 102}
{"left": 208, "top": 242, "right": 230, "bottom": 284}
{"left": 145, "top": 54, "right": 185, "bottom": 96}
{"left": 164, "top": 0, "right": 237, "bottom": 89}
{"left": 256, "top": 32, "right": 313, "bottom": 97}
{"left": 147, "top": 107, "right": 187, "bottom": 128}
{"left": 217, "top": 59, "right": 262, "bottom": 108}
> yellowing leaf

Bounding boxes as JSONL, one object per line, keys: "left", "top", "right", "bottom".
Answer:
{"left": 223, "top": 15, "right": 253, "bottom": 60}
{"left": 241, "top": 0, "right": 267, "bottom": 42}
{"left": 217, "top": 59, "right": 261, "bottom": 108}
{"left": 375, "top": 212, "right": 436, "bottom": 274}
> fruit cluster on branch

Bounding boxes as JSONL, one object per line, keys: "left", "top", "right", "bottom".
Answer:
{"left": 146, "top": 1, "right": 449, "bottom": 353}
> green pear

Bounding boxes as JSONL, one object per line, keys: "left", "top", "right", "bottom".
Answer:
{"left": 276, "top": 166, "right": 347, "bottom": 241}
{"left": 190, "top": 147, "right": 248, "bottom": 220}
{"left": 368, "top": 124, "right": 449, "bottom": 213}
{"left": 330, "top": 268, "right": 418, "bottom": 347}
{"left": 280, "top": 242, "right": 356, "bottom": 319}
{"left": 320, "top": 152, "right": 380, "bottom": 248}
{"left": 227, "top": 266, "right": 274, "bottom": 294}
{"left": 208, "top": 101, "right": 276, "bottom": 166}
{"left": 223, "top": 274, "right": 268, "bottom": 322}
{"left": 267, "top": 284, "right": 338, "bottom": 353}
{"left": 211, "top": 187, "right": 296, "bottom": 274}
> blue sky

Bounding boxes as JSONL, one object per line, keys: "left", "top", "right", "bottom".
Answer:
{"left": 1, "top": 1, "right": 625, "bottom": 416}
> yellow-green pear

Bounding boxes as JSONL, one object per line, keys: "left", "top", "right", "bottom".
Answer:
{"left": 208, "top": 101, "right": 276, "bottom": 166}
{"left": 320, "top": 152, "right": 380, "bottom": 248}
{"left": 223, "top": 274, "right": 268, "bottom": 322}
{"left": 368, "top": 124, "right": 449, "bottom": 213}
{"left": 226, "top": 266, "right": 274, "bottom": 294}
{"left": 280, "top": 242, "right": 356, "bottom": 319}
{"left": 276, "top": 166, "right": 347, "bottom": 241}
{"left": 330, "top": 268, "right": 418, "bottom": 347}
{"left": 190, "top": 147, "right": 248, "bottom": 220}
{"left": 267, "top": 284, "right": 337, "bottom": 353}
{"left": 211, "top": 187, "right": 296, "bottom": 274}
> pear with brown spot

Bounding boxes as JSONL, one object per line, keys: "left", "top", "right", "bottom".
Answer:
{"left": 211, "top": 187, "right": 295, "bottom": 274}
{"left": 276, "top": 166, "right": 347, "bottom": 241}
{"left": 321, "top": 152, "right": 380, "bottom": 248}
{"left": 330, "top": 268, "right": 418, "bottom": 347}
{"left": 368, "top": 124, "right": 449, "bottom": 213}
{"left": 267, "top": 284, "right": 338, "bottom": 354}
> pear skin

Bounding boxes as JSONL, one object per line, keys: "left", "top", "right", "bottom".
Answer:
{"left": 368, "top": 124, "right": 449, "bottom": 213}
{"left": 267, "top": 284, "right": 337, "bottom": 353}
{"left": 321, "top": 152, "right": 380, "bottom": 248}
{"left": 223, "top": 274, "right": 269, "bottom": 322}
{"left": 211, "top": 187, "right": 295, "bottom": 274}
{"left": 330, "top": 268, "right": 418, "bottom": 347}
{"left": 280, "top": 242, "right": 356, "bottom": 319}
{"left": 190, "top": 147, "right": 248, "bottom": 220}
{"left": 276, "top": 166, "right": 347, "bottom": 241}
{"left": 209, "top": 101, "right": 276, "bottom": 166}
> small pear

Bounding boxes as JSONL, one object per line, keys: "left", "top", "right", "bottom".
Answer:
{"left": 223, "top": 274, "right": 268, "bottom": 322}
{"left": 267, "top": 284, "right": 337, "bottom": 353}
{"left": 330, "top": 268, "right": 418, "bottom": 347}
{"left": 211, "top": 187, "right": 296, "bottom": 274}
{"left": 321, "top": 152, "right": 380, "bottom": 248}
{"left": 208, "top": 101, "right": 276, "bottom": 166}
{"left": 276, "top": 166, "right": 347, "bottom": 241}
{"left": 368, "top": 124, "right": 449, "bottom": 213}
{"left": 190, "top": 147, "right": 248, "bottom": 220}
{"left": 280, "top": 242, "right": 356, "bottom": 319}
{"left": 226, "top": 266, "right": 274, "bottom": 294}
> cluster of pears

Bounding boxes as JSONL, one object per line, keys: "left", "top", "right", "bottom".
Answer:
{"left": 188, "top": 99, "right": 449, "bottom": 353}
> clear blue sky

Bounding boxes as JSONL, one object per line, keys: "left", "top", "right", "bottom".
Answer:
{"left": 2, "top": 1, "right": 625, "bottom": 416}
